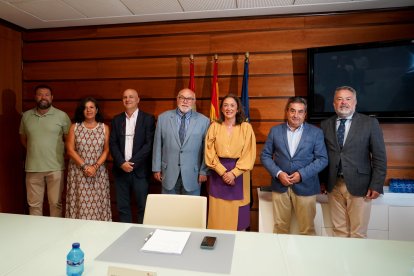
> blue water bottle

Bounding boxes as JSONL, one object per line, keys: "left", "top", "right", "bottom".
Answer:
{"left": 66, "top": 242, "right": 84, "bottom": 276}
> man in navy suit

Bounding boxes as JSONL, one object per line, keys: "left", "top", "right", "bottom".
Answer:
{"left": 109, "top": 88, "right": 155, "bottom": 223}
{"left": 261, "top": 96, "right": 328, "bottom": 235}
{"left": 321, "top": 86, "right": 386, "bottom": 238}
{"left": 152, "top": 88, "right": 210, "bottom": 195}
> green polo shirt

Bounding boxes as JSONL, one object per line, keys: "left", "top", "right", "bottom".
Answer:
{"left": 19, "top": 106, "right": 71, "bottom": 172}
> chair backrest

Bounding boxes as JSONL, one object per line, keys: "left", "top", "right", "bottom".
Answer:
{"left": 143, "top": 194, "right": 207, "bottom": 229}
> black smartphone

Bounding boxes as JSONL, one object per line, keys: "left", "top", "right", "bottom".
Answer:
{"left": 200, "top": 236, "right": 217, "bottom": 249}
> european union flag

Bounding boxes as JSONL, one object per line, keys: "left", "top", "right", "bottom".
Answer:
{"left": 241, "top": 55, "right": 250, "bottom": 122}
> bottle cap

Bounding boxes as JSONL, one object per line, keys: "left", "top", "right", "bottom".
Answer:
{"left": 72, "top": 242, "right": 80, "bottom": 248}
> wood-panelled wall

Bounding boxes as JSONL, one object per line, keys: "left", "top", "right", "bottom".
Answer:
{"left": 21, "top": 8, "right": 414, "bottom": 230}
{"left": 0, "top": 23, "right": 24, "bottom": 213}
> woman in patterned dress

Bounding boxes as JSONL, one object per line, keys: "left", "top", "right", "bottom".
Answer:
{"left": 205, "top": 94, "right": 256, "bottom": 230}
{"left": 65, "top": 97, "right": 112, "bottom": 221}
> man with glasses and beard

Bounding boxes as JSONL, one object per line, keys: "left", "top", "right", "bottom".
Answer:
{"left": 152, "top": 88, "right": 209, "bottom": 195}
{"left": 19, "top": 84, "right": 71, "bottom": 217}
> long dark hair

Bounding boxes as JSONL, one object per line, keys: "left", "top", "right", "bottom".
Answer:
{"left": 218, "top": 94, "right": 246, "bottom": 125}
{"left": 73, "top": 97, "right": 104, "bottom": 123}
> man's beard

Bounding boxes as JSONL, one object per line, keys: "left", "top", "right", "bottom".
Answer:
{"left": 37, "top": 100, "right": 51, "bottom": 110}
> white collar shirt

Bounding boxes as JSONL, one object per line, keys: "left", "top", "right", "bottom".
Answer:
{"left": 124, "top": 109, "right": 138, "bottom": 161}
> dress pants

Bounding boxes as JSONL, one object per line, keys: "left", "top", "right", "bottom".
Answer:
{"left": 162, "top": 173, "right": 200, "bottom": 195}
{"left": 328, "top": 177, "right": 372, "bottom": 238}
{"left": 272, "top": 187, "right": 316, "bottom": 235}
{"left": 26, "top": 171, "right": 64, "bottom": 217}
{"left": 115, "top": 172, "right": 149, "bottom": 223}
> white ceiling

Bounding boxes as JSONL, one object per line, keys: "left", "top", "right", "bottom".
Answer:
{"left": 0, "top": 0, "right": 413, "bottom": 30}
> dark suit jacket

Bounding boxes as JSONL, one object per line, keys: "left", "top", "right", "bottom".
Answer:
{"left": 320, "top": 112, "right": 387, "bottom": 196}
{"left": 109, "top": 110, "right": 155, "bottom": 178}
{"left": 260, "top": 122, "right": 328, "bottom": 196}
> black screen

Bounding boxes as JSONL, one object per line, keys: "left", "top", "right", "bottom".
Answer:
{"left": 308, "top": 40, "right": 414, "bottom": 122}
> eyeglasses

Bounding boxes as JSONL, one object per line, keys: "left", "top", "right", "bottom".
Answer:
{"left": 177, "top": 96, "right": 195, "bottom": 102}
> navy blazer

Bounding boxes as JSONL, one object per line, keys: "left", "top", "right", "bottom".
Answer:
{"left": 260, "top": 122, "right": 328, "bottom": 196}
{"left": 109, "top": 110, "right": 155, "bottom": 178}
{"left": 320, "top": 112, "right": 387, "bottom": 196}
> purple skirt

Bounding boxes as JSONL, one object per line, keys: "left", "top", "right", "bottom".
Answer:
{"left": 209, "top": 158, "right": 243, "bottom": 200}
{"left": 209, "top": 158, "right": 250, "bottom": 230}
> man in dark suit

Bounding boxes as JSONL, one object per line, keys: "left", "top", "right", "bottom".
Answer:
{"left": 109, "top": 88, "right": 155, "bottom": 223}
{"left": 152, "top": 88, "right": 210, "bottom": 195}
{"left": 320, "top": 86, "right": 387, "bottom": 238}
{"left": 261, "top": 96, "right": 328, "bottom": 235}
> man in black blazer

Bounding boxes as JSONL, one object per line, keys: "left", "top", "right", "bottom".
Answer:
{"left": 321, "top": 86, "right": 387, "bottom": 238}
{"left": 109, "top": 88, "right": 155, "bottom": 223}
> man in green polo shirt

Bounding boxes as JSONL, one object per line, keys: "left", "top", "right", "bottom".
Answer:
{"left": 19, "top": 85, "right": 71, "bottom": 217}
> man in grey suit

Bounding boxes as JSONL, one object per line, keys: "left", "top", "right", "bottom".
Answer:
{"left": 261, "top": 96, "right": 328, "bottom": 235}
{"left": 152, "top": 88, "right": 210, "bottom": 195}
{"left": 320, "top": 86, "right": 387, "bottom": 238}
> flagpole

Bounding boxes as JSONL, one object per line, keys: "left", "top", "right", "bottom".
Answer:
{"left": 210, "top": 54, "right": 220, "bottom": 122}
{"left": 189, "top": 54, "right": 196, "bottom": 111}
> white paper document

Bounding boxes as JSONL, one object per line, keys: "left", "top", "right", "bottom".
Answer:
{"left": 140, "top": 229, "right": 191, "bottom": 254}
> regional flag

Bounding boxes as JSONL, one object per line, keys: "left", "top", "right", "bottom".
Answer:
{"left": 210, "top": 56, "right": 220, "bottom": 122}
{"left": 241, "top": 53, "right": 250, "bottom": 122}
{"left": 189, "top": 55, "right": 196, "bottom": 111}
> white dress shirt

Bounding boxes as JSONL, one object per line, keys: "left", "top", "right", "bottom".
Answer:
{"left": 124, "top": 109, "right": 138, "bottom": 161}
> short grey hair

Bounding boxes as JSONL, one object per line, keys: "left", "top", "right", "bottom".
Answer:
{"left": 286, "top": 96, "right": 307, "bottom": 111}
{"left": 335, "top": 86, "right": 357, "bottom": 98}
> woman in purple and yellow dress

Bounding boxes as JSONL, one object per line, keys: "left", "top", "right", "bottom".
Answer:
{"left": 205, "top": 94, "right": 256, "bottom": 230}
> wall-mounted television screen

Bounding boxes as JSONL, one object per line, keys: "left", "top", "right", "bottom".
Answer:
{"left": 308, "top": 40, "right": 414, "bottom": 122}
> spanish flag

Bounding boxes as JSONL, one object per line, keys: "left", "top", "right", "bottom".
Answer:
{"left": 210, "top": 56, "right": 220, "bottom": 122}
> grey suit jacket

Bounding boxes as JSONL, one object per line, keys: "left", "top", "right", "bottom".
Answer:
{"left": 261, "top": 122, "right": 328, "bottom": 196}
{"left": 320, "top": 112, "right": 387, "bottom": 196}
{"left": 152, "top": 109, "right": 210, "bottom": 192}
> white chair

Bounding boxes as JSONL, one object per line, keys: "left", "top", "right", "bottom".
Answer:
{"left": 143, "top": 194, "right": 207, "bottom": 229}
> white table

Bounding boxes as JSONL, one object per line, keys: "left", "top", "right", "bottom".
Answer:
{"left": 1, "top": 213, "right": 413, "bottom": 276}
{"left": 0, "top": 213, "right": 286, "bottom": 276}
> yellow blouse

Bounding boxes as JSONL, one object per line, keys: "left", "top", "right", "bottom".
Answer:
{"left": 205, "top": 121, "right": 256, "bottom": 178}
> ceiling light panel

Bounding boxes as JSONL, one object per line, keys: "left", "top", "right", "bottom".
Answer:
{"left": 12, "top": 0, "right": 85, "bottom": 20}
{"left": 237, "top": 0, "right": 294, "bottom": 8}
{"left": 179, "top": 0, "right": 236, "bottom": 12}
{"left": 63, "top": 0, "right": 132, "bottom": 17}
{"left": 121, "top": 0, "right": 183, "bottom": 15}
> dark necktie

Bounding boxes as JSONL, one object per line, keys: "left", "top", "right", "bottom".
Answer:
{"left": 337, "top": 119, "right": 346, "bottom": 176}
{"left": 337, "top": 119, "right": 347, "bottom": 148}
{"left": 179, "top": 114, "right": 186, "bottom": 145}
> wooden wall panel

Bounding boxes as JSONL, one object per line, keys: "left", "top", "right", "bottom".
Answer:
{"left": 304, "top": 9, "right": 414, "bottom": 27}
{"left": 382, "top": 124, "right": 414, "bottom": 143}
{"left": 0, "top": 23, "right": 24, "bottom": 214}
{"left": 22, "top": 75, "right": 307, "bottom": 101}
{"left": 386, "top": 145, "right": 414, "bottom": 167}
{"left": 23, "top": 52, "right": 305, "bottom": 80}
{"left": 23, "top": 17, "right": 306, "bottom": 41}
{"left": 19, "top": 7, "right": 414, "bottom": 230}
{"left": 210, "top": 24, "right": 414, "bottom": 52}
{"left": 23, "top": 35, "right": 212, "bottom": 61}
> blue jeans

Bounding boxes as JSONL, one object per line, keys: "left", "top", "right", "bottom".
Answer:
{"left": 114, "top": 172, "right": 149, "bottom": 223}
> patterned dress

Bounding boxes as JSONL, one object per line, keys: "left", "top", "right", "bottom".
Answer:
{"left": 65, "top": 122, "right": 112, "bottom": 221}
